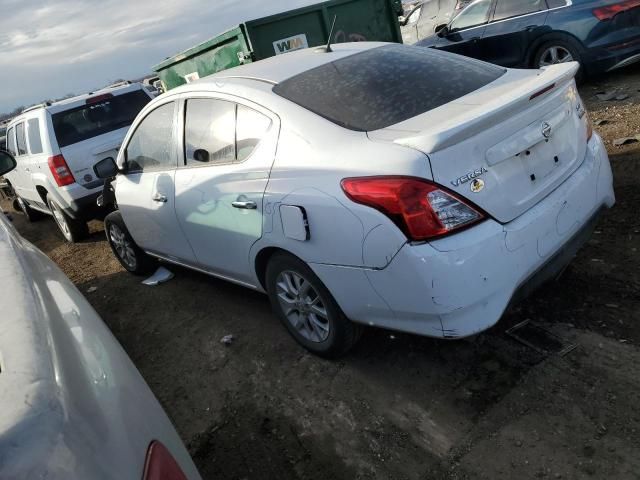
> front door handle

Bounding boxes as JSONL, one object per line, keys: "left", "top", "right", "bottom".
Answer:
{"left": 152, "top": 193, "right": 168, "bottom": 203}
{"left": 232, "top": 200, "right": 257, "bottom": 209}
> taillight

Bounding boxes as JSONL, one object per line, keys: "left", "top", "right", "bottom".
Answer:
{"left": 142, "top": 441, "right": 188, "bottom": 480}
{"left": 341, "top": 176, "right": 485, "bottom": 241}
{"left": 47, "top": 155, "right": 75, "bottom": 186}
{"left": 593, "top": 0, "right": 640, "bottom": 20}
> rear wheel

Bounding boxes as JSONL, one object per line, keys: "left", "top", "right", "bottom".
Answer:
{"left": 15, "top": 196, "right": 43, "bottom": 222}
{"left": 104, "top": 210, "right": 156, "bottom": 275}
{"left": 266, "top": 252, "right": 362, "bottom": 358}
{"left": 47, "top": 195, "right": 88, "bottom": 243}
{"left": 533, "top": 36, "right": 584, "bottom": 83}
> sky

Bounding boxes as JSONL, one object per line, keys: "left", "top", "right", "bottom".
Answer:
{"left": 0, "top": 0, "right": 323, "bottom": 113}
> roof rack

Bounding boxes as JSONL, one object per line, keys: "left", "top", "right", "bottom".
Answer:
{"left": 22, "top": 102, "right": 51, "bottom": 114}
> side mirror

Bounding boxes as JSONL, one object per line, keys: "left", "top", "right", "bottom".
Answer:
{"left": 0, "top": 150, "right": 17, "bottom": 176}
{"left": 435, "top": 24, "right": 449, "bottom": 36}
{"left": 93, "top": 157, "right": 119, "bottom": 179}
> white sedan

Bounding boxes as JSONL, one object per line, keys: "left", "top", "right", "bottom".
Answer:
{"left": 0, "top": 150, "right": 200, "bottom": 479}
{"left": 94, "top": 42, "right": 615, "bottom": 357}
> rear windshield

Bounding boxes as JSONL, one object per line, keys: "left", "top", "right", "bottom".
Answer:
{"left": 52, "top": 90, "right": 151, "bottom": 147}
{"left": 273, "top": 44, "right": 505, "bottom": 131}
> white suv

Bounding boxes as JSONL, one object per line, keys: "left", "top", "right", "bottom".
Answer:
{"left": 4, "top": 83, "right": 153, "bottom": 242}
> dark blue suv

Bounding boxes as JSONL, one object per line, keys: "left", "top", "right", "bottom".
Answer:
{"left": 416, "top": 0, "right": 640, "bottom": 80}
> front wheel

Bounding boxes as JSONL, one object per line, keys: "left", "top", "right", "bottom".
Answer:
{"left": 104, "top": 211, "right": 155, "bottom": 275}
{"left": 266, "top": 253, "right": 362, "bottom": 358}
{"left": 47, "top": 195, "right": 88, "bottom": 242}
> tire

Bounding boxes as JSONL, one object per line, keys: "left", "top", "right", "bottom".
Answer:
{"left": 532, "top": 36, "right": 585, "bottom": 83}
{"left": 265, "top": 252, "right": 363, "bottom": 358}
{"left": 47, "top": 195, "right": 88, "bottom": 243}
{"left": 104, "top": 210, "right": 156, "bottom": 275}
{"left": 15, "top": 196, "right": 42, "bottom": 222}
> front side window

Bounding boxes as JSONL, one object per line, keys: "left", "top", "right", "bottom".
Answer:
{"left": 125, "top": 102, "right": 175, "bottom": 173}
{"left": 15, "top": 123, "right": 27, "bottom": 156}
{"left": 493, "top": 0, "right": 545, "bottom": 21}
{"left": 450, "top": 0, "right": 492, "bottom": 30}
{"left": 7, "top": 127, "right": 16, "bottom": 156}
{"left": 184, "top": 99, "right": 236, "bottom": 166}
{"left": 27, "top": 118, "right": 43, "bottom": 154}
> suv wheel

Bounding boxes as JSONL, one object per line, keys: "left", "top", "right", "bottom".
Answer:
{"left": 265, "top": 252, "right": 362, "bottom": 358}
{"left": 16, "top": 196, "right": 42, "bottom": 222}
{"left": 104, "top": 211, "right": 155, "bottom": 275}
{"left": 47, "top": 195, "right": 88, "bottom": 243}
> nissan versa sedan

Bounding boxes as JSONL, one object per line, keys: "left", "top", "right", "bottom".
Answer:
{"left": 0, "top": 151, "right": 200, "bottom": 479}
{"left": 417, "top": 0, "right": 640, "bottom": 80}
{"left": 94, "top": 42, "right": 614, "bottom": 358}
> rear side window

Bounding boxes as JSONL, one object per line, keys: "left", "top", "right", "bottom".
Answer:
{"left": 273, "top": 44, "right": 505, "bottom": 131}
{"left": 15, "top": 123, "right": 27, "bottom": 155}
{"left": 236, "top": 105, "right": 271, "bottom": 162}
{"left": 52, "top": 90, "right": 151, "bottom": 148}
{"left": 183, "top": 99, "right": 271, "bottom": 166}
{"left": 27, "top": 118, "right": 43, "bottom": 154}
{"left": 7, "top": 127, "right": 16, "bottom": 156}
{"left": 184, "top": 99, "right": 236, "bottom": 166}
{"left": 125, "top": 102, "right": 175, "bottom": 173}
{"left": 493, "top": 0, "right": 545, "bottom": 21}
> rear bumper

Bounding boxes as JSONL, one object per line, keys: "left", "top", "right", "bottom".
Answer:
{"left": 311, "top": 134, "right": 615, "bottom": 338}
{"left": 583, "top": 38, "right": 640, "bottom": 74}
{"left": 52, "top": 183, "right": 104, "bottom": 220}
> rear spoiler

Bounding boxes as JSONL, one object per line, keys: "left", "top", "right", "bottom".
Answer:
{"left": 371, "top": 62, "right": 580, "bottom": 154}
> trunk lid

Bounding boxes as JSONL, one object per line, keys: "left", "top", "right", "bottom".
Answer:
{"left": 368, "top": 63, "right": 589, "bottom": 223}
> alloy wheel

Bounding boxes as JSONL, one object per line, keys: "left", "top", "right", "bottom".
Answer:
{"left": 275, "top": 270, "right": 330, "bottom": 343}
{"left": 49, "top": 200, "right": 72, "bottom": 242}
{"left": 538, "top": 46, "right": 573, "bottom": 67}
{"left": 109, "top": 223, "right": 137, "bottom": 269}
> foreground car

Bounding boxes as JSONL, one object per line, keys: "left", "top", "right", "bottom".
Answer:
{"left": 417, "top": 0, "right": 640, "bottom": 79}
{"left": 0, "top": 151, "right": 199, "bottom": 479}
{"left": 95, "top": 42, "right": 614, "bottom": 357}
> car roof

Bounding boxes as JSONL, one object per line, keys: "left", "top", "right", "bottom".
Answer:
{"left": 173, "top": 42, "right": 386, "bottom": 91}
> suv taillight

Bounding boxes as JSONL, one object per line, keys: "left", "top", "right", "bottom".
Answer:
{"left": 142, "top": 441, "right": 188, "bottom": 480}
{"left": 593, "top": 0, "right": 640, "bottom": 20}
{"left": 47, "top": 154, "right": 75, "bottom": 186}
{"left": 341, "top": 177, "right": 485, "bottom": 241}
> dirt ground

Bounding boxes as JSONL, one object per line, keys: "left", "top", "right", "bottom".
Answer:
{"left": 3, "top": 63, "right": 640, "bottom": 480}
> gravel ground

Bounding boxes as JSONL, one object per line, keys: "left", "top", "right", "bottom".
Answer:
{"left": 3, "top": 63, "right": 640, "bottom": 479}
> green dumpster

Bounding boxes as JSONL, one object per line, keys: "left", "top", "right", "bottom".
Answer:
{"left": 153, "top": 0, "right": 402, "bottom": 91}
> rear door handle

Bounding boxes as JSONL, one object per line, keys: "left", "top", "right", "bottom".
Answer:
{"left": 152, "top": 193, "right": 167, "bottom": 203}
{"left": 232, "top": 200, "right": 257, "bottom": 209}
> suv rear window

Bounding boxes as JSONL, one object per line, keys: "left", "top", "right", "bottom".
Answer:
{"left": 273, "top": 44, "right": 505, "bottom": 131}
{"left": 52, "top": 90, "right": 151, "bottom": 148}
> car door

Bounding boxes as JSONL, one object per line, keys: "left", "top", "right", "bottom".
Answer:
{"left": 4, "top": 126, "right": 25, "bottom": 194}
{"left": 174, "top": 95, "right": 279, "bottom": 285}
{"left": 13, "top": 121, "right": 39, "bottom": 202}
{"left": 476, "top": 0, "right": 549, "bottom": 66}
{"left": 415, "top": 1, "right": 442, "bottom": 41}
{"left": 434, "top": 0, "right": 493, "bottom": 58}
{"left": 115, "top": 100, "right": 198, "bottom": 263}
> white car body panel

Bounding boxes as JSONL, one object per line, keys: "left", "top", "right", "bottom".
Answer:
{"left": 111, "top": 42, "right": 614, "bottom": 341}
{"left": 0, "top": 213, "right": 200, "bottom": 479}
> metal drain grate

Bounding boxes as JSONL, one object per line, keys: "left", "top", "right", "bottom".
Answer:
{"left": 506, "top": 320, "right": 577, "bottom": 356}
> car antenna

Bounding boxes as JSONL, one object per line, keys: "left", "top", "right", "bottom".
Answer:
{"left": 318, "top": 15, "right": 337, "bottom": 53}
